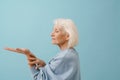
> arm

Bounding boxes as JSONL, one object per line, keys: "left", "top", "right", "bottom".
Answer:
{"left": 4, "top": 47, "right": 47, "bottom": 80}
{"left": 30, "top": 52, "right": 79, "bottom": 80}
{"left": 4, "top": 47, "right": 46, "bottom": 68}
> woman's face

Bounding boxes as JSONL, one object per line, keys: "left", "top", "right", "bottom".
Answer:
{"left": 51, "top": 25, "right": 68, "bottom": 46}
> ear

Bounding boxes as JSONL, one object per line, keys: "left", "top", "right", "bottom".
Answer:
{"left": 65, "top": 33, "right": 69, "bottom": 41}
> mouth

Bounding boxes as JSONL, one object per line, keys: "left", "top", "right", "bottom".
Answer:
{"left": 52, "top": 38, "right": 55, "bottom": 40}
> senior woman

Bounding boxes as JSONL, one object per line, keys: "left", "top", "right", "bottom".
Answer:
{"left": 4, "top": 19, "right": 80, "bottom": 80}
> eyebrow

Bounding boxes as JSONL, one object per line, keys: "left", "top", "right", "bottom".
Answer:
{"left": 54, "top": 27, "right": 60, "bottom": 31}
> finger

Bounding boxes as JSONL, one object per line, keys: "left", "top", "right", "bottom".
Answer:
{"left": 28, "top": 63, "right": 36, "bottom": 67}
{"left": 28, "top": 61, "right": 37, "bottom": 65}
{"left": 36, "top": 59, "right": 42, "bottom": 64}
{"left": 35, "top": 64, "right": 42, "bottom": 69}
{"left": 4, "top": 47, "right": 24, "bottom": 54}
{"left": 37, "top": 64, "right": 43, "bottom": 67}
{"left": 27, "top": 53, "right": 36, "bottom": 58}
{"left": 28, "top": 60, "right": 43, "bottom": 66}
{"left": 4, "top": 47, "right": 18, "bottom": 52}
{"left": 27, "top": 58, "right": 36, "bottom": 61}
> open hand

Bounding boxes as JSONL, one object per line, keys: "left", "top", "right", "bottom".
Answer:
{"left": 4, "top": 47, "right": 36, "bottom": 57}
{"left": 4, "top": 47, "right": 46, "bottom": 68}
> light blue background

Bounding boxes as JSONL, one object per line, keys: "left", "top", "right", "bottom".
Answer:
{"left": 0, "top": 0, "right": 120, "bottom": 80}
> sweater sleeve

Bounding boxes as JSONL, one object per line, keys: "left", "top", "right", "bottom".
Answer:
{"left": 30, "top": 50, "right": 78, "bottom": 80}
{"left": 30, "top": 56, "right": 64, "bottom": 80}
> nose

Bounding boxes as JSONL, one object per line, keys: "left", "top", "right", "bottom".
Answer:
{"left": 51, "top": 31, "right": 54, "bottom": 37}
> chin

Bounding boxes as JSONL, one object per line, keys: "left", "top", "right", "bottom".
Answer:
{"left": 52, "top": 42, "right": 57, "bottom": 45}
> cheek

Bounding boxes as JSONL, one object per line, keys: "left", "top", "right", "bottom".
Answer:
{"left": 56, "top": 34, "right": 62, "bottom": 40}
{"left": 56, "top": 35, "right": 66, "bottom": 43}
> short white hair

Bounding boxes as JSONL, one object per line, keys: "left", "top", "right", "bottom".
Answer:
{"left": 54, "top": 18, "right": 79, "bottom": 48}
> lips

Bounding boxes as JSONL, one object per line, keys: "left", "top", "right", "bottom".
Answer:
{"left": 52, "top": 38, "right": 55, "bottom": 40}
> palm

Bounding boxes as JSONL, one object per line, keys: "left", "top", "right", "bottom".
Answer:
{"left": 4, "top": 47, "right": 35, "bottom": 57}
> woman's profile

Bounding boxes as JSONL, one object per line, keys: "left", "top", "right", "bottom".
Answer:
{"left": 4, "top": 18, "right": 81, "bottom": 80}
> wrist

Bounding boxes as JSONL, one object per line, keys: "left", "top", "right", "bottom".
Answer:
{"left": 26, "top": 52, "right": 33, "bottom": 57}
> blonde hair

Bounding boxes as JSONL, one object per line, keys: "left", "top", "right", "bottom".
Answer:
{"left": 54, "top": 18, "right": 79, "bottom": 48}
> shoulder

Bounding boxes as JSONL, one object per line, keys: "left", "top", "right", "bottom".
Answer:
{"left": 63, "top": 48, "right": 78, "bottom": 57}
{"left": 52, "top": 48, "right": 79, "bottom": 63}
{"left": 64, "top": 48, "right": 79, "bottom": 61}
{"left": 57, "top": 48, "right": 79, "bottom": 62}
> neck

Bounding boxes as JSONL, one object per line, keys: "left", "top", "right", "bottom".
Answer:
{"left": 58, "top": 42, "right": 68, "bottom": 51}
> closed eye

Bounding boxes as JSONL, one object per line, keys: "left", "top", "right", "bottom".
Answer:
{"left": 55, "top": 30, "right": 59, "bottom": 33}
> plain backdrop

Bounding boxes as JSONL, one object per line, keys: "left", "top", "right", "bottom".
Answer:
{"left": 0, "top": 0, "right": 120, "bottom": 80}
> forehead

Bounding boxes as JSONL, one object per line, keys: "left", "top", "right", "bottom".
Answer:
{"left": 53, "top": 25, "right": 63, "bottom": 30}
